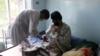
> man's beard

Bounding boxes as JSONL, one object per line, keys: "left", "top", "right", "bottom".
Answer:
{"left": 54, "top": 22, "right": 60, "bottom": 26}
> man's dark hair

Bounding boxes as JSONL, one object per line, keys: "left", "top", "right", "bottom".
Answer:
{"left": 40, "top": 9, "right": 50, "bottom": 19}
{"left": 51, "top": 11, "right": 62, "bottom": 20}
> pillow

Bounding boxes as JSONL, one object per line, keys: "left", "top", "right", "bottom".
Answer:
{"left": 71, "top": 36, "right": 86, "bottom": 48}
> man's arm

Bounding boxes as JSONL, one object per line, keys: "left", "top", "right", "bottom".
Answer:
{"left": 42, "top": 24, "right": 54, "bottom": 41}
{"left": 44, "top": 24, "right": 53, "bottom": 36}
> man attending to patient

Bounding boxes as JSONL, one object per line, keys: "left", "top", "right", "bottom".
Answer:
{"left": 42, "top": 11, "right": 71, "bottom": 56}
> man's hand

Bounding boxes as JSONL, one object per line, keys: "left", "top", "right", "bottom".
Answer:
{"left": 42, "top": 35, "right": 49, "bottom": 42}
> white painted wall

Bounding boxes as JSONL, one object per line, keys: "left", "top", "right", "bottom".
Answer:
{"left": 46, "top": 0, "right": 100, "bottom": 44}
{"left": 32, "top": 0, "right": 47, "bottom": 32}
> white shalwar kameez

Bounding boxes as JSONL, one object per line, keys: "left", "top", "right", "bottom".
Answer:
{"left": 10, "top": 9, "right": 40, "bottom": 45}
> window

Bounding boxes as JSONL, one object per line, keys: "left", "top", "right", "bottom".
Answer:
{"left": 0, "top": 0, "right": 8, "bottom": 37}
{"left": 0, "top": 0, "right": 25, "bottom": 37}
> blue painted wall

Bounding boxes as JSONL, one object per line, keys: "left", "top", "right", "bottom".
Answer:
{"left": 46, "top": 0, "right": 100, "bottom": 44}
{"left": 32, "top": 0, "right": 47, "bottom": 32}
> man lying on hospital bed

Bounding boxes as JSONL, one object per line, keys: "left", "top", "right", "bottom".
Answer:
{"left": 62, "top": 41, "right": 98, "bottom": 56}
